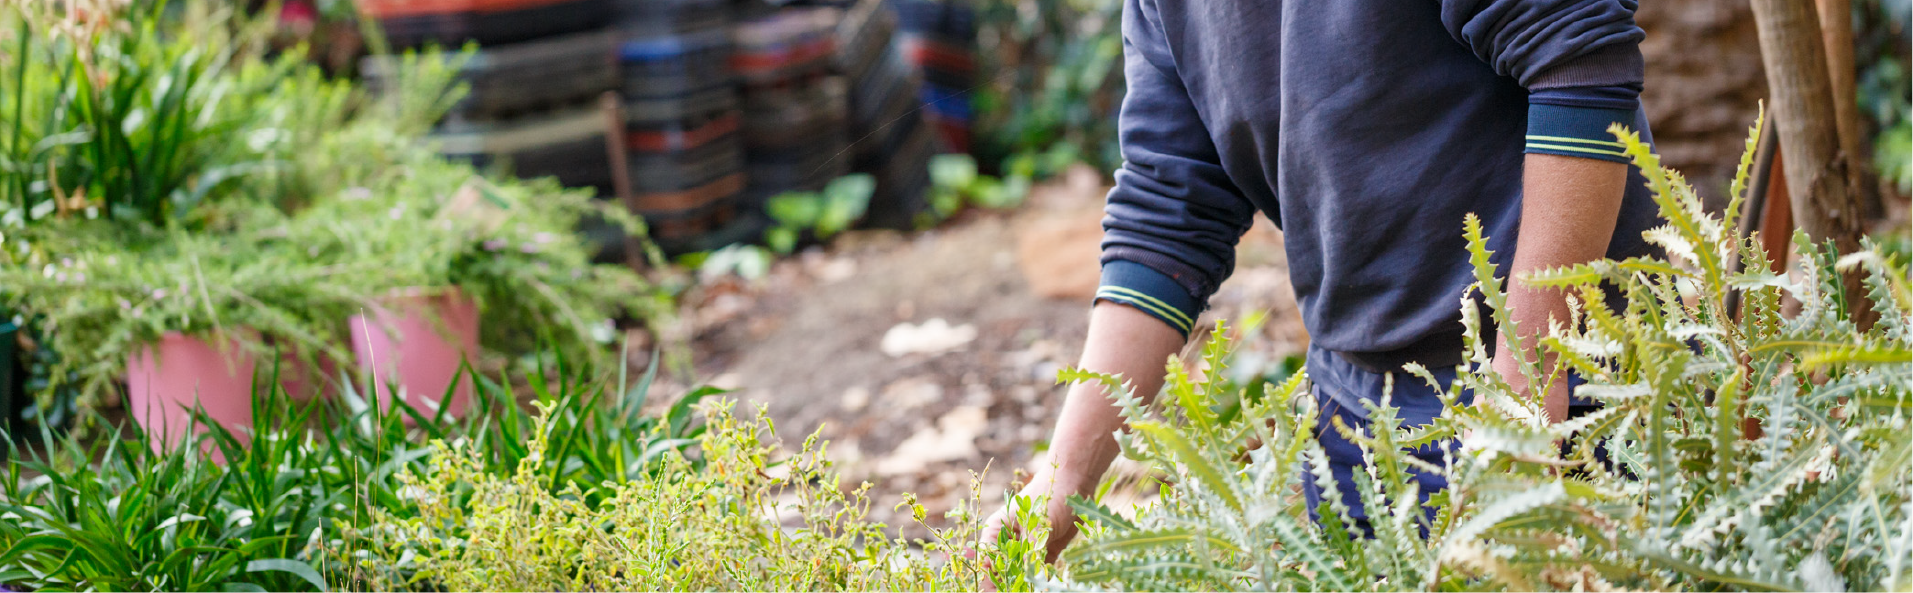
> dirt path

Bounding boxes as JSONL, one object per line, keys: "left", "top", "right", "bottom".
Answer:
{"left": 672, "top": 167, "right": 1309, "bottom": 528}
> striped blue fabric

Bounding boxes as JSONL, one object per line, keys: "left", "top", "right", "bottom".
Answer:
{"left": 1095, "top": 260, "right": 1203, "bottom": 337}
{"left": 1525, "top": 103, "right": 1637, "bottom": 163}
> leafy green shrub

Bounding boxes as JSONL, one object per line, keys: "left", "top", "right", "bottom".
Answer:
{"left": 1060, "top": 116, "right": 1912, "bottom": 591}
{"left": 272, "top": 150, "right": 668, "bottom": 366}
{"left": 345, "top": 396, "right": 1055, "bottom": 591}
{"left": 0, "top": 349, "right": 703, "bottom": 591}
{"left": 973, "top": 0, "right": 1124, "bottom": 173}
{"left": 0, "top": 226, "right": 375, "bottom": 415}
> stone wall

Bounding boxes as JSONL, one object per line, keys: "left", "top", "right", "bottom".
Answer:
{"left": 1639, "top": 0, "right": 1769, "bottom": 203}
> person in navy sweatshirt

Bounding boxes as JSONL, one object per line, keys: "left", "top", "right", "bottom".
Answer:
{"left": 984, "top": 0, "right": 1662, "bottom": 555}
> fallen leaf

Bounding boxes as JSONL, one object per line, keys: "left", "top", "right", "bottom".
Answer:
{"left": 880, "top": 318, "right": 977, "bottom": 357}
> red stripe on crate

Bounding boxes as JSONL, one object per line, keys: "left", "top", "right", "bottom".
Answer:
{"left": 928, "top": 118, "right": 970, "bottom": 153}
{"left": 729, "top": 38, "right": 836, "bottom": 73}
{"left": 357, "top": 0, "right": 577, "bottom": 19}
{"left": 626, "top": 113, "right": 740, "bottom": 152}
{"left": 899, "top": 39, "right": 974, "bottom": 73}
{"left": 627, "top": 172, "right": 745, "bottom": 211}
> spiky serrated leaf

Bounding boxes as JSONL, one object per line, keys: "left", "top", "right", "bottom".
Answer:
{"left": 1131, "top": 423, "right": 1243, "bottom": 513}
{"left": 1066, "top": 495, "right": 1136, "bottom": 531}
{"left": 1445, "top": 480, "right": 1567, "bottom": 553}
{"left": 1799, "top": 344, "right": 1913, "bottom": 368}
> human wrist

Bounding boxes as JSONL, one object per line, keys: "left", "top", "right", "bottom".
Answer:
{"left": 1028, "top": 456, "right": 1096, "bottom": 498}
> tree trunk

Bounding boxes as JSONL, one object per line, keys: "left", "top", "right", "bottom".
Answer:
{"left": 1749, "top": 0, "right": 1873, "bottom": 325}
{"left": 1814, "top": 0, "right": 1880, "bottom": 220}
{"left": 1748, "top": 0, "right": 1865, "bottom": 251}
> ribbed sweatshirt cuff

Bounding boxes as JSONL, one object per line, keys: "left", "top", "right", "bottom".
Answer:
{"left": 1525, "top": 103, "right": 1636, "bottom": 164}
{"left": 1095, "top": 259, "right": 1203, "bottom": 337}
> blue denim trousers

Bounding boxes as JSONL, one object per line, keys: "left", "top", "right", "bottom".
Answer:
{"left": 1299, "top": 344, "right": 1599, "bottom": 535}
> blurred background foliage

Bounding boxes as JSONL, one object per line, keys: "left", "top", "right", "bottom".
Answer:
{"left": 971, "top": 0, "right": 1123, "bottom": 177}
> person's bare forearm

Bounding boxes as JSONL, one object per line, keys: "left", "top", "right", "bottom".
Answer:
{"left": 1498, "top": 153, "right": 1628, "bottom": 422}
{"left": 1026, "top": 301, "right": 1186, "bottom": 553}
{"left": 1039, "top": 302, "right": 1186, "bottom": 489}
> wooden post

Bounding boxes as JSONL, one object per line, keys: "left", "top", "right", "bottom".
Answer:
{"left": 600, "top": 91, "right": 648, "bottom": 271}
{"left": 1814, "top": 0, "right": 1879, "bottom": 219}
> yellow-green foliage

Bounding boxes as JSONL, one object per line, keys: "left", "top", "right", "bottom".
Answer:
{"left": 1063, "top": 112, "right": 1912, "bottom": 592}
{"left": 344, "top": 399, "right": 1053, "bottom": 591}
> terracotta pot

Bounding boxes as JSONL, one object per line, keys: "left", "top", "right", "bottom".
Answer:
{"left": 126, "top": 332, "right": 259, "bottom": 457}
{"left": 349, "top": 288, "right": 479, "bottom": 421}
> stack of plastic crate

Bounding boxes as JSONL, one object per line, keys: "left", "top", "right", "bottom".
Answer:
{"left": 359, "top": 0, "right": 621, "bottom": 193}
{"left": 832, "top": 0, "right": 933, "bottom": 228}
{"left": 613, "top": 0, "right": 753, "bottom": 252}
{"left": 893, "top": 0, "right": 973, "bottom": 154}
{"left": 732, "top": 6, "right": 851, "bottom": 213}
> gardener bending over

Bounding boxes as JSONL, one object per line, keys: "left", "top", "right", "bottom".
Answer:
{"left": 986, "top": 0, "right": 1663, "bottom": 555}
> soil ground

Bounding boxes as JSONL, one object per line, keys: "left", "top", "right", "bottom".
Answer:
{"left": 661, "top": 166, "right": 1312, "bottom": 530}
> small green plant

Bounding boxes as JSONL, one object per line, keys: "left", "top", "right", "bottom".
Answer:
{"left": 923, "top": 153, "right": 1031, "bottom": 226}
{"left": 763, "top": 173, "right": 877, "bottom": 254}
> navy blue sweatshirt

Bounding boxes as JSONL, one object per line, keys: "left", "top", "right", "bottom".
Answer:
{"left": 1095, "top": 0, "right": 1663, "bottom": 377}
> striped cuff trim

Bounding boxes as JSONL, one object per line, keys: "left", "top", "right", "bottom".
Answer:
{"left": 1096, "top": 260, "right": 1203, "bottom": 336}
{"left": 1525, "top": 103, "right": 1636, "bottom": 164}
{"left": 1097, "top": 287, "right": 1195, "bottom": 334}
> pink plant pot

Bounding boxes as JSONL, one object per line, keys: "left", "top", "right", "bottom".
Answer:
{"left": 349, "top": 288, "right": 480, "bottom": 421}
{"left": 126, "top": 332, "right": 259, "bottom": 457}
{"left": 273, "top": 349, "right": 339, "bottom": 403}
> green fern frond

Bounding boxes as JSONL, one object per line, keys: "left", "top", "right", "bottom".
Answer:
{"left": 1678, "top": 434, "right": 1824, "bottom": 551}
{"left": 1463, "top": 214, "right": 1532, "bottom": 379}
{"left": 1526, "top": 262, "right": 1606, "bottom": 288}
{"left": 1799, "top": 343, "right": 1913, "bottom": 368}
{"left": 1772, "top": 471, "right": 1866, "bottom": 548}
{"left": 1450, "top": 480, "right": 1567, "bottom": 548}
{"left": 1613, "top": 124, "right": 1724, "bottom": 285}
{"left": 1724, "top": 103, "right": 1765, "bottom": 235}
{"left": 1067, "top": 527, "right": 1240, "bottom": 559}
{"left": 1850, "top": 245, "right": 1913, "bottom": 342}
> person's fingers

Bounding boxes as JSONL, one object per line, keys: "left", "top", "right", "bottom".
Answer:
{"left": 978, "top": 507, "right": 1010, "bottom": 543}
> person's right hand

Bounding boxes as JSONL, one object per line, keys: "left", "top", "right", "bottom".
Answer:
{"left": 977, "top": 469, "right": 1079, "bottom": 565}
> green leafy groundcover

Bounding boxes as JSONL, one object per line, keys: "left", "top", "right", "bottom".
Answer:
{"left": 0, "top": 350, "right": 1053, "bottom": 591}
{"left": 0, "top": 352, "right": 711, "bottom": 591}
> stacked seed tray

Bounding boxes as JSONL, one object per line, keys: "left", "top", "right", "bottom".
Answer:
{"left": 832, "top": 0, "right": 932, "bottom": 229}
{"left": 614, "top": 0, "right": 756, "bottom": 254}
{"left": 359, "top": 0, "right": 620, "bottom": 193}
{"left": 894, "top": 0, "right": 974, "bottom": 153}
{"left": 360, "top": 0, "right": 614, "bottom": 48}
{"left": 732, "top": 7, "right": 852, "bottom": 213}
